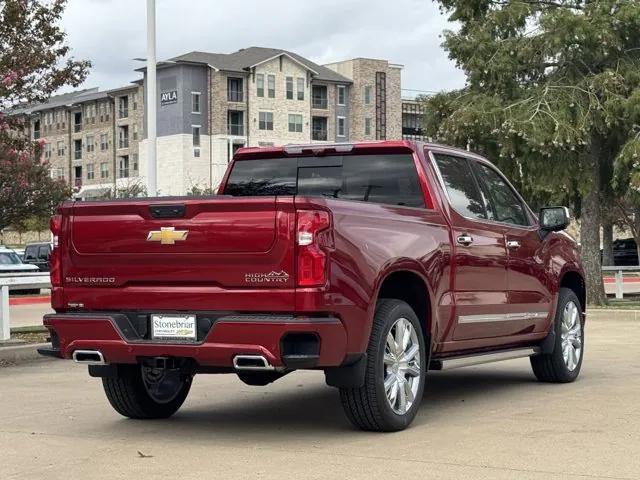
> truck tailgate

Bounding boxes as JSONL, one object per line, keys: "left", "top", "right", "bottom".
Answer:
{"left": 62, "top": 196, "right": 295, "bottom": 291}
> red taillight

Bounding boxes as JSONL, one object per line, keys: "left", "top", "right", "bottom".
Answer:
{"left": 296, "top": 210, "right": 330, "bottom": 287}
{"left": 50, "top": 215, "right": 62, "bottom": 287}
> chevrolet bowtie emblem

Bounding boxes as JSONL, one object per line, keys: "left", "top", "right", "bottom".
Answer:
{"left": 146, "top": 227, "right": 189, "bottom": 245}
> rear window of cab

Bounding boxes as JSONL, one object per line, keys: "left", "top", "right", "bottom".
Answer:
{"left": 224, "top": 154, "right": 425, "bottom": 208}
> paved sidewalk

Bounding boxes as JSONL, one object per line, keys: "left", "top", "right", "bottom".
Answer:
{"left": 1, "top": 317, "right": 639, "bottom": 479}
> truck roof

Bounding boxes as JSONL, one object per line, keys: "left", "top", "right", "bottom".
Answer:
{"left": 233, "top": 140, "right": 491, "bottom": 163}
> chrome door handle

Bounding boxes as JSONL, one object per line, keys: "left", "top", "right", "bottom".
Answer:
{"left": 507, "top": 240, "right": 521, "bottom": 249}
{"left": 457, "top": 234, "right": 473, "bottom": 246}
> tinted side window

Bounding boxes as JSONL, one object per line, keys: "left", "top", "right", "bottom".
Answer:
{"left": 434, "top": 154, "right": 487, "bottom": 219}
{"left": 474, "top": 163, "right": 529, "bottom": 226}
{"left": 24, "top": 247, "right": 37, "bottom": 261}
{"left": 37, "top": 246, "right": 50, "bottom": 260}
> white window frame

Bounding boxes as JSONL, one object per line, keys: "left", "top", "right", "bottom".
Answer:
{"left": 267, "top": 75, "right": 276, "bottom": 98}
{"left": 365, "top": 117, "right": 372, "bottom": 136}
{"left": 259, "top": 111, "right": 274, "bottom": 131}
{"left": 337, "top": 116, "right": 346, "bottom": 137}
{"left": 337, "top": 85, "right": 346, "bottom": 106}
{"left": 297, "top": 77, "right": 305, "bottom": 101}
{"left": 364, "top": 85, "right": 372, "bottom": 105}
{"left": 191, "top": 92, "right": 201, "bottom": 114}
{"left": 288, "top": 113, "right": 303, "bottom": 133}
{"left": 256, "top": 73, "right": 265, "bottom": 97}
{"left": 285, "top": 76, "right": 294, "bottom": 100}
{"left": 192, "top": 125, "right": 201, "bottom": 147}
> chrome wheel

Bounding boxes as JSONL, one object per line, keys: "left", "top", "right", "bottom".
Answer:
{"left": 383, "top": 317, "right": 421, "bottom": 415}
{"left": 560, "top": 300, "right": 582, "bottom": 371}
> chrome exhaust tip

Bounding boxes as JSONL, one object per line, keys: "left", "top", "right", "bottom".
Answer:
{"left": 233, "top": 355, "right": 274, "bottom": 371}
{"left": 72, "top": 350, "right": 106, "bottom": 365}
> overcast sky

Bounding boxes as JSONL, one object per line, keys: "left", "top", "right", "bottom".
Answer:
{"left": 61, "top": 0, "right": 466, "bottom": 96}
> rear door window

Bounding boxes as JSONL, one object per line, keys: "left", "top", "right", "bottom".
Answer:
{"left": 433, "top": 154, "right": 487, "bottom": 220}
{"left": 225, "top": 154, "right": 425, "bottom": 208}
{"left": 37, "top": 246, "right": 50, "bottom": 261}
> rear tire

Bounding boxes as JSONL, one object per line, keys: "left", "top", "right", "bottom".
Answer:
{"left": 340, "top": 299, "right": 427, "bottom": 432}
{"left": 530, "top": 287, "right": 584, "bottom": 383}
{"left": 102, "top": 364, "right": 192, "bottom": 419}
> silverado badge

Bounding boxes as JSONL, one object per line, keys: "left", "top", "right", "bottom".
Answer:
{"left": 147, "top": 227, "right": 189, "bottom": 245}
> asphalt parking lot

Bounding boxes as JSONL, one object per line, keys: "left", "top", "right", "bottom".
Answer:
{"left": 1, "top": 317, "right": 639, "bottom": 480}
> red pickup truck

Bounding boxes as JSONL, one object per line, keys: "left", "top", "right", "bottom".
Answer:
{"left": 39, "top": 141, "right": 585, "bottom": 431}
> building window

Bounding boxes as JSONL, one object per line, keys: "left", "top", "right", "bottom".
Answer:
{"left": 74, "top": 166, "right": 82, "bottom": 187}
{"left": 312, "top": 116, "right": 327, "bottom": 141}
{"left": 118, "top": 156, "right": 129, "bottom": 178}
{"left": 267, "top": 74, "right": 275, "bottom": 98}
{"left": 228, "top": 110, "right": 244, "bottom": 136}
{"left": 297, "top": 77, "right": 305, "bottom": 101}
{"left": 228, "top": 77, "right": 243, "bottom": 102}
{"left": 32, "top": 120, "right": 40, "bottom": 139}
{"left": 133, "top": 124, "right": 138, "bottom": 141}
{"left": 364, "top": 85, "right": 372, "bottom": 105}
{"left": 118, "top": 126, "right": 129, "bottom": 149}
{"left": 365, "top": 117, "right": 372, "bottom": 136}
{"left": 337, "top": 85, "right": 346, "bottom": 106}
{"left": 192, "top": 92, "right": 201, "bottom": 113}
{"left": 57, "top": 141, "right": 65, "bottom": 156}
{"left": 118, "top": 96, "right": 129, "bottom": 119}
{"left": 86, "top": 135, "right": 94, "bottom": 152}
{"left": 100, "top": 134, "right": 108, "bottom": 151}
{"left": 312, "top": 85, "right": 328, "bottom": 109}
{"left": 133, "top": 153, "right": 138, "bottom": 171}
{"left": 337, "top": 116, "right": 346, "bottom": 137}
{"left": 43, "top": 142, "right": 51, "bottom": 159}
{"left": 100, "top": 162, "right": 109, "bottom": 179}
{"left": 258, "top": 111, "right": 273, "bottom": 130}
{"left": 74, "top": 139, "right": 82, "bottom": 160}
{"left": 74, "top": 112, "right": 82, "bottom": 132}
{"left": 132, "top": 92, "right": 138, "bottom": 110}
{"left": 192, "top": 125, "right": 201, "bottom": 147}
{"left": 256, "top": 74, "right": 264, "bottom": 97}
{"left": 288, "top": 114, "right": 303, "bottom": 133}
{"left": 87, "top": 163, "right": 95, "bottom": 180}
{"left": 285, "top": 77, "right": 294, "bottom": 100}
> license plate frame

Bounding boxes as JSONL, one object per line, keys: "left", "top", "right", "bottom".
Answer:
{"left": 150, "top": 314, "right": 197, "bottom": 342}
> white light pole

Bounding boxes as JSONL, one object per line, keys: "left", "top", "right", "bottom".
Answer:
{"left": 146, "top": 0, "right": 157, "bottom": 196}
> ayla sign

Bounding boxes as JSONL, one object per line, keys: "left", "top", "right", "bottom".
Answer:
{"left": 160, "top": 90, "right": 178, "bottom": 106}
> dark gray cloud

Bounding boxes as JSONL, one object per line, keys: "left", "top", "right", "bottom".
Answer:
{"left": 62, "top": 0, "right": 466, "bottom": 95}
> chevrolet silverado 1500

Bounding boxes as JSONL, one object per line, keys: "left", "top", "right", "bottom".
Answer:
{"left": 39, "top": 141, "right": 585, "bottom": 431}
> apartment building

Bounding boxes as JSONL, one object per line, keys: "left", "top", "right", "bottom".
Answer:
{"left": 11, "top": 46, "right": 407, "bottom": 198}
{"left": 11, "top": 85, "right": 143, "bottom": 199}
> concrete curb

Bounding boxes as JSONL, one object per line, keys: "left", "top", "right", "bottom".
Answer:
{"left": 587, "top": 309, "right": 640, "bottom": 321}
{"left": 0, "top": 343, "right": 49, "bottom": 365}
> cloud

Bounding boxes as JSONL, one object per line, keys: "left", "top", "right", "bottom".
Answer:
{"left": 62, "top": 0, "right": 466, "bottom": 94}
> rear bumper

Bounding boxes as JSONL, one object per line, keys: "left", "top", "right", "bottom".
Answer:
{"left": 40, "top": 313, "right": 347, "bottom": 368}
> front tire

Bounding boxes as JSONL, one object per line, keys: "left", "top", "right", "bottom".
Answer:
{"left": 531, "top": 287, "right": 584, "bottom": 383}
{"left": 102, "top": 364, "right": 192, "bottom": 419}
{"left": 340, "top": 299, "right": 427, "bottom": 432}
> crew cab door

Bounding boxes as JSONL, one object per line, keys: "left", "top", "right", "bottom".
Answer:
{"left": 471, "top": 161, "right": 552, "bottom": 333}
{"left": 430, "top": 153, "right": 510, "bottom": 343}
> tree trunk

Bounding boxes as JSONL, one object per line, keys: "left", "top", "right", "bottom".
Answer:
{"left": 581, "top": 134, "right": 607, "bottom": 306}
{"left": 602, "top": 219, "right": 614, "bottom": 266}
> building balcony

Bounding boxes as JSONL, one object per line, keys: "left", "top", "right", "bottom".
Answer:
{"left": 74, "top": 151, "right": 82, "bottom": 160}
{"left": 312, "top": 129, "right": 328, "bottom": 141}
{"left": 312, "top": 97, "right": 328, "bottom": 109}
{"left": 119, "top": 108, "right": 129, "bottom": 119}
{"left": 74, "top": 123, "right": 82, "bottom": 133}
{"left": 227, "top": 124, "right": 245, "bottom": 136}
{"left": 228, "top": 91, "right": 243, "bottom": 102}
{"left": 119, "top": 169, "right": 129, "bottom": 178}
{"left": 33, "top": 130, "right": 40, "bottom": 140}
{"left": 74, "top": 178, "right": 82, "bottom": 188}
{"left": 119, "top": 139, "right": 129, "bottom": 149}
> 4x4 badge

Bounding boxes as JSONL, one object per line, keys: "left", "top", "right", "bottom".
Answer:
{"left": 147, "top": 227, "right": 189, "bottom": 245}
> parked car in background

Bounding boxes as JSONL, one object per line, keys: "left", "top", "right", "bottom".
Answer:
{"left": 39, "top": 141, "right": 585, "bottom": 431}
{"left": 0, "top": 246, "right": 40, "bottom": 294}
{"left": 12, "top": 248, "right": 25, "bottom": 261}
{"left": 23, "top": 242, "right": 53, "bottom": 272}
{"left": 613, "top": 238, "right": 639, "bottom": 266}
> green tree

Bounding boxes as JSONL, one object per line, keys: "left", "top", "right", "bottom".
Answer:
{"left": 0, "top": 0, "right": 89, "bottom": 231}
{"left": 423, "top": 0, "right": 640, "bottom": 305}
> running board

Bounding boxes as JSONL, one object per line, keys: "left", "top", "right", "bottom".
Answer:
{"left": 430, "top": 347, "right": 540, "bottom": 371}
